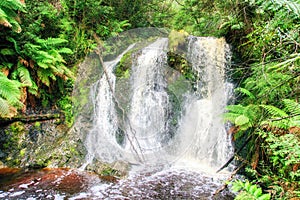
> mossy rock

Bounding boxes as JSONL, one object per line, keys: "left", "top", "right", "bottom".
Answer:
{"left": 114, "top": 51, "right": 133, "bottom": 79}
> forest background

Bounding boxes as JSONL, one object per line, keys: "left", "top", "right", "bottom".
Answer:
{"left": 0, "top": 0, "right": 299, "bottom": 199}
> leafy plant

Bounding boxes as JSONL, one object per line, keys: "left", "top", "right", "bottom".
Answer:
{"left": 232, "top": 180, "right": 271, "bottom": 200}
{"left": 0, "top": 72, "right": 23, "bottom": 117}
{"left": 0, "top": 0, "right": 25, "bottom": 33}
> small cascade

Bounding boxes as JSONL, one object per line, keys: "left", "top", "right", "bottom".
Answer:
{"left": 173, "top": 36, "right": 233, "bottom": 169}
{"left": 125, "top": 38, "right": 169, "bottom": 157}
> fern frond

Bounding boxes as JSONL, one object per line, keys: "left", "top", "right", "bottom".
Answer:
{"left": 37, "top": 68, "right": 52, "bottom": 86}
{"left": 17, "top": 64, "right": 32, "bottom": 86}
{"left": 0, "top": 97, "right": 10, "bottom": 117}
{"left": 35, "top": 50, "right": 55, "bottom": 61}
{"left": 0, "top": 74, "right": 21, "bottom": 104}
{"left": 223, "top": 112, "right": 241, "bottom": 123}
{"left": 7, "top": 37, "right": 20, "bottom": 54}
{"left": 36, "top": 38, "right": 68, "bottom": 48}
{"left": 60, "top": 65, "right": 75, "bottom": 79}
{"left": 258, "top": 0, "right": 300, "bottom": 17}
{"left": 283, "top": 99, "right": 300, "bottom": 115}
{"left": 261, "top": 119, "right": 290, "bottom": 129}
{"left": 48, "top": 49, "right": 65, "bottom": 63}
{"left": 0, "top": 0, "right": 25, "bottom": 12}
{"left": 57, "top": 48, "right": 73, "bottom": 54}
{"left": 49, "top": 64, "right": 64, "bottom": 76}
{"left": 260, "top": 105, "right": 288, "bottom": 117}
{"left": 0, "top": 0, "right": 25, "bottom": 32}
{"left": 225, "top": 104, "right": 247, "bottom": 114}
{"left": 0, "top": 48, "right": 15, "bottom": 56}
{"left": 234, "top": 87, "right": 255, "bottom": 99}
{"left": 273, "top": 0, "right": 300, "bottom": 17}
{"left": 28, "top": 80, "right": 38, "bottom": 96}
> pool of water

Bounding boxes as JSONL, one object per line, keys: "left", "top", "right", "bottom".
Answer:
{"left": 0, "top": 167, "right": 234, "bottom": 200}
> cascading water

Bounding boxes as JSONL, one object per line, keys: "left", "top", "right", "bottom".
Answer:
{"left": 76, "top": 30, "right": 235, "bottom": 199}
{"left": 83, "top": 36, "right": 233, "bottom": 169}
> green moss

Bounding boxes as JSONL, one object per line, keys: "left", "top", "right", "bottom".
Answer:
{"left": 101, "top": 165, "right": 117, "bottom": 176}
{"left": 168, "top": 30, "right": 189, "bottom": 51}
{"left": 34, "top": 122, "right": 41, "bottom": 128}
{"left": 114, "top": 51, "right": 133, "bottom": 79}
{"left": 19, "top": 148, "right": 26, "bottom": 157}
{"left": 167, "top": 52, "right": 197, "bottom": 90}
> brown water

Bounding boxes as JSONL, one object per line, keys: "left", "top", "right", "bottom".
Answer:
{"left": 0, "top": 167, "right": 234, "bottom": 200}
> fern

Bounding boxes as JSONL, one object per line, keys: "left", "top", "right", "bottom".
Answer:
{"left": 0, "top": 74, "right": 21, "bottom": 104}
{"left": 260, "top": 105, "right": 288, "bottom": 117}
{"left": 0, "top": 0, "right": 25, "bottom": 32}
{"left": 224, "top": 104, "right": 260, "bottom": 132}
{"left": 256, "top": 0, "right": 300, "bottom": 17}
{"left": 37, "top": 68, "right": 57, "bottom": 86}
{"left": 283, "top": 99, "right": 300, "bottom": 115}
{"left": 0, "top": 97, "right": 10, "bottom": 117}
{"left": 234, "top": 87, "right": 255, "bottom": 99}
{"left": 16, "top": 64, "right": 32, "bottom": 86}
{"left": 226, "top": 104, "right": 247, "bottom": 115}
{"left": 23, "top": 37, "right": 74, "bottom": 88}
{"left": 232, "top": 180, "right": 271, "bottom": 200}
{"left": 57, "top": 48, "right": 73, "bottom": 54}
{"left": 0, "top": 72, "right": 23, "bottom": 117}
{"left": 35, "top": 37, "right": 68, "bottom": 48}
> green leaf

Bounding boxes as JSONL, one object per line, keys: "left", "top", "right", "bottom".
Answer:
{"left": 235, "top": 115, "right": 250, "bottom": 126}
{"left": 253, "top": 188, "right": 262, "bottom": 197}
{"left": 257, "top": 193, "right": 271, "bottom": 200}
{"left": 0, "top": 48, "right": 15, "bottom": 55}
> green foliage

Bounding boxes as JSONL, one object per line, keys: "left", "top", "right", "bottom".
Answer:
{"left": 232, "top": 180, "right": 271, "bottom": 200}
{"left": 264, "top": 132, "right": 300, "bottom": 181}
{"left": 22, "top": 37, "right": 74, "bottom": 87}
{"left": 57, "top": 96, "right": 74, "bottom": 127}
{"left": 224, "top": 104, "right": 260, "bottom": 133}
{"left": 0, "top": 72, "right": 23, "bottom": 117}
{"left": 0, "top": 0, "right": 25, "bottom": 32}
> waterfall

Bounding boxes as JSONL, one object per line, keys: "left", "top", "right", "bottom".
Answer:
{"left": 79, "top": 33, "right": 234, "bottom": 172}
{"left": 174, "top": 36, "right": 233, "bottom": 170}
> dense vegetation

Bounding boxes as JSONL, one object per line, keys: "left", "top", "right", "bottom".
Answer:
{"left": 0, "top": 0, "right": 299, "bottom": 199}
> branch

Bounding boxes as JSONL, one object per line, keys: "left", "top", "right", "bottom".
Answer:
{"left": 213, "top": 163, "right": 246, "bottom": 196}
{"left": 216, "top": 134, "right": 252, "bottom": 173}
{"left": 0, "top": 113, "right": 61, "bottom": 126}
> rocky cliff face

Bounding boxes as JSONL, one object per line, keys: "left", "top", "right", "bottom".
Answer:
{"left": 0, "top": 118, "right": 86, "bottom": 169}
